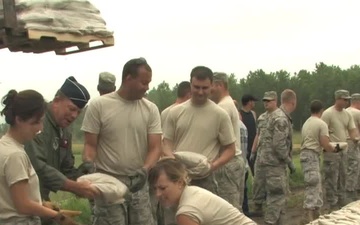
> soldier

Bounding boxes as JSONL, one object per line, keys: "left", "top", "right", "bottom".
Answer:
{"left": 97, "top": 72, "right": 116, "bottom": 95}
{"left": 24, "top": 77, "right": 96, "bottom": 225}
{"left": 321, "top": 89, "right": 358, "bottom": 210}
{"left": 251, "top": 91, "right": 275, "bottom": 216}
{"left": 81, "top": 57, "right": 162, "bottom": 225}
{"left": 345, "top": 93, "right": 360, "bottom": 203}
{"left": 210, "top": 72, "right": 246, "bottom": 211}
{"left": 300, "top": 100, "right": 335, "bottom": 224}
{"left": 253, "top": 90, "right": 297, "bottom": 225}
{"left": 161, "top": 81, "right": 191, "bottom": 127}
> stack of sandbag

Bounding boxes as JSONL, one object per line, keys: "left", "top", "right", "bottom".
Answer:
{"left": 306, "top": 200, "right": 360, "bottom": 225}
{"left": 0, "top": 0, "right": 112, "bottom": 37}
{"left": 174, "top": 151, "right": 211, "bottom": 180}
{"left": 78, "top": 173, "right": 129, "bottom": 206}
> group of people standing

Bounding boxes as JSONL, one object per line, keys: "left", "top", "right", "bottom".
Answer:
{"left": 1, "top": 56, "right": 359, "bottom": 225}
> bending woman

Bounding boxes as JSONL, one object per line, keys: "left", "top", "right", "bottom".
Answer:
{"left": 149, "top": 158, "right": 257, "bottom": 225}
{"left": 0, "top": 89, "right": 78, "bottom": 225}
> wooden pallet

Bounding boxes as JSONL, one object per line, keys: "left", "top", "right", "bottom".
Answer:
{"left": 3, "top": 29, "right": 114, "bottom": 55}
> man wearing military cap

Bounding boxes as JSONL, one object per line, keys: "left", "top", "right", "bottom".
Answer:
{"left": 24, "top": 76, "right": 97, "bottom": 225}
{"left": 251, "top": 91, "right": 277, "bottom": 218}
{"left": 97, "top": 72, "right": 116, "bottom": 95}
{"left": 345, "top": 93, "right": 360, "bottom": 203}
{"left": 321, "top": 89, "right": 358, "bottom": 210}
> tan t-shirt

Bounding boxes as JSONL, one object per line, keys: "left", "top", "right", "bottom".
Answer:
{"left": 218, "top": 96, "right": 241, "bottom": 156}
{"left": 301, "top": 116, "right": 329, "bottom": 153}
{"left": 0, "top": 134, "right": 41, "bottom": 220}
{"left": 163, "top": 99, "right": 235, "bottom": 161}
{"left": 321, "top": 106, "right": 356, "bottom": 142}
{"left": 81, "top": 92, "right": 162, "bottom": 176}
{"left": 161, "top": 104, "right": 176, "bottom": 128}
{"left": 176, "top": 186, "right": 256, "bottom": 225}
{"left": 346, "top": 107, "right": 360, "bottom": 131}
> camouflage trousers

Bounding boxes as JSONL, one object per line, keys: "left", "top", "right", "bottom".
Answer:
{"left": 92, "top": 174, "right": 156, "bottom": 225}
{"left": 323, "top": 150, "right": 347, "bottom": 207}
{"left": 253, "top": 163, "right": 287, "bottom": 225}
{"left": 346, "top": 140, "right": 360, "bottom": 202}
{"left": 0, "top": 216, "right": 41, "bottom": 225}
{"left": 300, "top": 149, "right": 323, "bottom": 209}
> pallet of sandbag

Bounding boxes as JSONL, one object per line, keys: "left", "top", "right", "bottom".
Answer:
{"left": 2, "top": 29, "right": 114, "bottom": 55}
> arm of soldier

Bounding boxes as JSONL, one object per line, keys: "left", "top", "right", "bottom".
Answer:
{"left": 162, "top": 108, "right": 176, "bottom": 158}
{"left": 25, "top": 136, "right": 68, "bottom": 192}
{"left": 272, "top": 117, "right": 291, "bottom": 163}
{"left": 82, "top": 132, "right": 98, "bottom": 162}
{"left": 7, "top": 153, "right": 58, "bottom": 218}
{"left": 212, "top": 113, "right": 236, "bottom": 171}
{"left": 143, "top": 105, "right": 162, "bottom": 170}
{"left": 319, "top": 121, "right": 334, "bottom": 152}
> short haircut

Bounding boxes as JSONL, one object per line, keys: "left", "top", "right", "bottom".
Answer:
{"left": 281, "top": 89, "right": 296, "bottom": 103}
{"left": 213, "top": 72, "right": 228, "bottom": 89}
{"left": 310, "top": 100, "right": 323, "bottom": 114}
{"left": 122, "top": 57, "right": 152, "bottom": 82}
{"left": 190, "top": 66, "right": 213, "bottom": 82}
{"left": 177, "top": 81, "right": 191, "bottom": 98}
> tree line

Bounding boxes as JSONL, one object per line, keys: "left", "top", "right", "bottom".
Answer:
{"left": 1, "top": 62, "right": 360, "bottom": 140}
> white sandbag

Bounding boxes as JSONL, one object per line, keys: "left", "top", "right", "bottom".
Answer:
{"left": 78, "top": 173, "right": 128, "bottom": 206}
{"left": 174, "top": 151, "right": 211, "bottom": 179}
{"left": 1, "top": 0, "right": 113, "bottom": 37}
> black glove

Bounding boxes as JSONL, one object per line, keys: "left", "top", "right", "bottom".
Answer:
{"left": 129, "top": 167, "right": 148, "bottom": 193}
{"left": 78, "top": 161, "right": 96, "bottom": 175}
{"left": 335, "top": 144, "right": 342, "bottom": 153}
{"left": 288, "top": 161, "right": 296, "bottom": 174}
{"left": 249, "top": 152, "right": 257, "bottom": 164}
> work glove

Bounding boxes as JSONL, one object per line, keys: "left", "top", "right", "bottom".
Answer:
{"left": 287, "top": 161, "right": 296, "bottom": 174}
{"left": 43, "top": 201, "right": 60, "bottom": 211}
{"left": 249, "top": 152, "right": 256, "bottom": 164}
{"left": 52, "top": 212, "right": 81, "bottom": 225}
{"left": 129, "top": 167, "right": 148, "bottom": 193}
{"left": 77, "top": 161, "right": 96, "bottom": 175}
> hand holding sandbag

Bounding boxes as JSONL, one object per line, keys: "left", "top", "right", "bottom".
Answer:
{"left": 129, "top": 167, "right": 148, "bottom": 193}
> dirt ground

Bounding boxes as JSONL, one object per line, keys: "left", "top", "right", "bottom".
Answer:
{"left": 249, "top": 188, "right": 305, "bottom": 225}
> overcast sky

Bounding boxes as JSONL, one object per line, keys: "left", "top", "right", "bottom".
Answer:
{"left": 1, "top": 0, "right": 360, "bottom": 112}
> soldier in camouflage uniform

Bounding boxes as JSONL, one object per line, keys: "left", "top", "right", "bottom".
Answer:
{"left": 300, "top": 100, "right": 335, "bottom": 224}
{"left": 253, "top": 90, "right": 297, "bottom": 225}
{"left": 321, "top": 90, "right": 358, "bottom": 210}
{"left": 345, "top": 93, "right": 360, "bottom": 203}
{"left": 251, "top": 92, "right": 273, "bottom": 215}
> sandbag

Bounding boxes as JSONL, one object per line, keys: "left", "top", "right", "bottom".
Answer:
{"left": 77, "top": 173, "right": 128, "bottom": 206}
{"left": 174, "top": 151, "right": 211, "bottom": 179}
{"left": 329, "top": 142, "right": 348, "bottom": 150}
{"left": 0, "top": 0, "right": 112, "bottom": 37}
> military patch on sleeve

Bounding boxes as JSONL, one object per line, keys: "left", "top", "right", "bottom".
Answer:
{"left": 275, "top": 118, "right": 288, "bottom": 132}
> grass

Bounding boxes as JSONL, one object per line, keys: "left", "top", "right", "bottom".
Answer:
{"left": 52, "top": 131, "right": 305, "bottom": 223}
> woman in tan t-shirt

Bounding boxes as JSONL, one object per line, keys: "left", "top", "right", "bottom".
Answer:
{"left": 149, "top": 158, "right": 256, "bottom": 225}
{"left": 0, "top": 89, "right": 78, "bottom": 225}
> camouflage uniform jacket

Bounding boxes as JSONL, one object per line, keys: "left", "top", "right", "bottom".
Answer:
{"left": 24, "top": 103, "right": 79, "bottom": 200}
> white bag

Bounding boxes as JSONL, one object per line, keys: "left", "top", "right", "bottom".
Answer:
{"left": 77, "top": 173, "right": 128, "bottom": 206}
{"left": 174, "top": 151, "right": 211, "bottom": 179}
{"left": 329, "top": 142, "right": 348, "bottom": 150}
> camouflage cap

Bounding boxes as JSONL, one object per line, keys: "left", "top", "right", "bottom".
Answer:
{"left": 351, "top": 93, "right": 360, "bottom": 101}
{"left": 334, "top": 89, "right": 351, "bottom": 100}
{"left": 263, "top": 91, "right": 277, "bottom": 101}
{"left": 98, "top": 72, "right": 116, "bottom": 90}
{"left": 213, "top": 72, "right": 228, "bottom": 83}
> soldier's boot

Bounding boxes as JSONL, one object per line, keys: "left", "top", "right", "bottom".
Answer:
{"left": 253, "top": 203, "right": 263, "bottom": 217}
